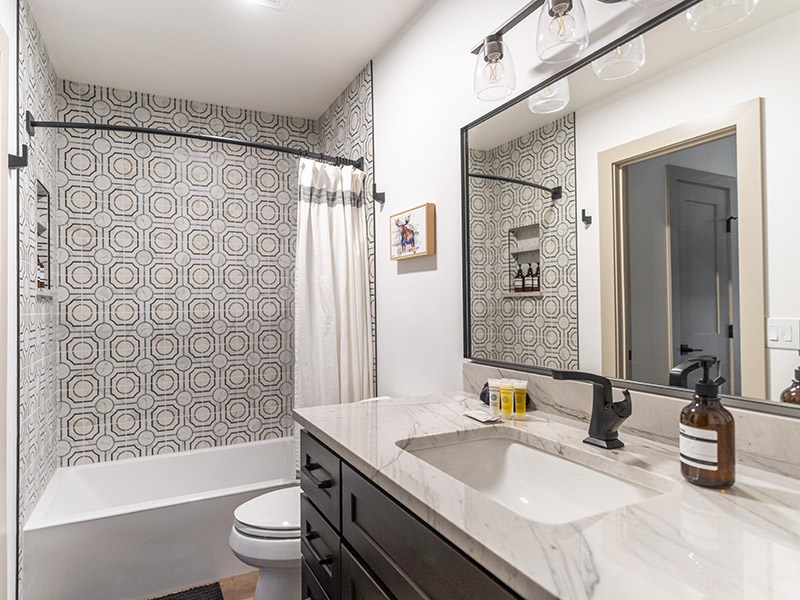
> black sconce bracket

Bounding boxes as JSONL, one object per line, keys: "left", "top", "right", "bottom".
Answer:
{"left": 9, "top": 145, "right": 28, "bottom": 170}
{"left": 372, "top": 183, "right": 385, "bottom": 205}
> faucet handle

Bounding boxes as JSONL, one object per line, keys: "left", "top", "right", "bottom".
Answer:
{"left": 613, "top": 389, "right": 632, "bottom": 418}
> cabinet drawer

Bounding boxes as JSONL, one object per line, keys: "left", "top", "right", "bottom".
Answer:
{"left": 301, "top": 494, "right": 341, "bottom": 600}
{"left": 302, "top": 559, "right": 332, "bottom": 600}
{"left": 340, "top": 545, "right": 392, "bottom": 600}
{"left": 342, "top": 463, "right": 523, "bottom": 600}
{"left": 300, "top": 430, "right": 341, "bottom": 529}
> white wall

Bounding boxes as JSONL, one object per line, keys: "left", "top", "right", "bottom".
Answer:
{"left": 574, "top": 11, "right": 800, "bottom": 400}
{"left": 0, "top": 0, "right": 16, "bottom": 596}
{"left": 371, "top": 0, "right": 680, "bottom": 396}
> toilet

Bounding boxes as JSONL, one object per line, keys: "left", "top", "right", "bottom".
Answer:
{"left": 229, "top": 485, "right": 301, "bottom": 600}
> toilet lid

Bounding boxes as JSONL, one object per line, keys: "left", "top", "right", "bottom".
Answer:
{"left": 235, "top": 485, "right": 301, "bottom": 532}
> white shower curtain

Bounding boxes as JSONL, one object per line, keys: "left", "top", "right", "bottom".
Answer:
{"left": 294, "top": 158, "right": 374, "bottom": 409}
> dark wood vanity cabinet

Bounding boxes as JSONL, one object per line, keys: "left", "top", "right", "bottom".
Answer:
{"left": 299, "top": 430, "right": 523, "bottom": 600}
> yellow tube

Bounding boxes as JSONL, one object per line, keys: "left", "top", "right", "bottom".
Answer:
{"left": 514, "top": 380, "right": 527, "bottom": 421}
{"left": 499, "top": 380, "right": 514, "bottom": 418}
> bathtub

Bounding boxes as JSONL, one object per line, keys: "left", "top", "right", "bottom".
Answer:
{"left": 23, "top": 438, "right": 296, "bottom": 600}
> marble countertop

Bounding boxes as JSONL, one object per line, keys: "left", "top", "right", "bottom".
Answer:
{"left": 294, "top": 393, "right": 800, "bottom": 600}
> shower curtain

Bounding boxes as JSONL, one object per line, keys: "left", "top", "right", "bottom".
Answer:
{"left": 294, "top": 158, "right": 374, "bottom": 409}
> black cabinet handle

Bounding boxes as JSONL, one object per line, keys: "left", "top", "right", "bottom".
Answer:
{"left": 303, "top": 532, "right": 333, "bottom": 566}
{"left": 302, "top": 462, "right": 333, "bottom": 489}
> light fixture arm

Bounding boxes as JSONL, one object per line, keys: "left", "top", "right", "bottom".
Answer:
{"left": 470, "top": 0, "right": 624, "bottom": 54}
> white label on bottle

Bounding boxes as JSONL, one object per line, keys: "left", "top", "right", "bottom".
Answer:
{"left": 679, "top": 424, "right": 718, "bottom": 471}
{"left": 514, "top": 280, "right": 523, "bottom": 290}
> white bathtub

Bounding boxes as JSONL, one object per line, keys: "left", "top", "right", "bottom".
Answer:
{"left": 23, "top": 438, "right": 296, "bottom": 600}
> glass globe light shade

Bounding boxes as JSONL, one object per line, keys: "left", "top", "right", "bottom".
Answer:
{"left": 591, "top": 36, "right": 646, "bottom": 80}
{"left": 536, "top": 0, "right": 589, "bottom": 64}
{"left": 474, "top": 35, "right": 516, "bottom": 101}
{"left": 686, "top": 0, "right": 758, "bottom": 33}
{"left": 527, "top": 79, "right": 571, "bottom": 114}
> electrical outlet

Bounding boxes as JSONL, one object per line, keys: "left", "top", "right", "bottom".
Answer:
{"left": 766, "top": 318, "right": 800, "bottom": 350}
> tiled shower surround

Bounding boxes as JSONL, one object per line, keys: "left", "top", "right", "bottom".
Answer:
{"left": 53, "top": 66, "right": 375, "bottom": 466}
{"left": 18, "top": 0, "right": 59, "bottom": 572}
{"left": 468, "top": 114, "right": 577, "bottom": 369}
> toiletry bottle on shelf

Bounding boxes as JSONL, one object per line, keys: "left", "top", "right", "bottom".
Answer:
{"left": 523, "top": 264, "right": 534, "bottom": 292}
{"left": 513, "top": 265, "right": 524, "bottom": 293}
{"left": 37, "top": 261, "right": 46, "bottom": 289}
{"left": 780, "top": 367, "right": 800, "bottom": 405}
{"left": 513, "top": 379, "right": 527, "bottom": 421}
{"left": 532, "top": 263, "right": 540, "bottom": 293}
{"left": 488, "top": 379, "right": 501, "bottom": 415}
{"left": 679, "top": 357, "right": 735, "bottom": 488}
{"left": 499, "top": 380, "right": 514, "bottom": 419}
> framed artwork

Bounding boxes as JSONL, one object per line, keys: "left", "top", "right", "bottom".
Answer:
{"left": 390, "top": 203, "right": 436, "bottom": 260}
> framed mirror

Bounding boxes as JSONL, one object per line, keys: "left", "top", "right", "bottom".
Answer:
{"left": 462, "top": 0, "right": 800, "bottom": 415}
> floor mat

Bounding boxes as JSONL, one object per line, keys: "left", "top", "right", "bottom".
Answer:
{"left": 150, "top": 582, "right": 224, "bottom": 600}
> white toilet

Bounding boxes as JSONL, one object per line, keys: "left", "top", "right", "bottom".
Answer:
{"left": 229, "top": 484, "right": 302, "bottom": 600}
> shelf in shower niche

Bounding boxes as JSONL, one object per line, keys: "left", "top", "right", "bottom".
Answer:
{"left": 36, "top": 289, "right": 55, "bottom": 299}
{"left": 502, "top": 291, "right": 543, "bottom": 299}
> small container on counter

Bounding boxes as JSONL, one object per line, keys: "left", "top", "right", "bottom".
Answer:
{"left": 487, "top": 379, "right": 501, "bottom": 415}
{"left": 499, "top": 380, "right": 514, "bottom": 418}
{"left": 513, "top": 380, "right": 527, "bottom": 420}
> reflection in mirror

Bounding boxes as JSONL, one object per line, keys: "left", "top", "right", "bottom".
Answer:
{"left": 467, "top": 115, "right": 576, "bottom": 369}
{"left": 464, "top": 0, "right": 800, "bottom": 410}
{"left": 623, "top": 135, "right": 739, "bottom": 395}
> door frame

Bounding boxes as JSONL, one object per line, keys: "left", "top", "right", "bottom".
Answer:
{"left": 598, "top": 98, "right": 766, "bottom": 399}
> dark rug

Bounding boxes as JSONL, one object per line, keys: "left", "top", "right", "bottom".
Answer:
{"left": 149, "top": 582, "right": 224, "bottom": 600}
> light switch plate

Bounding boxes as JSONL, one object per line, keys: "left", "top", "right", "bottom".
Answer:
{"left": 766, "top": 318, "right": 800, "bottom": 350}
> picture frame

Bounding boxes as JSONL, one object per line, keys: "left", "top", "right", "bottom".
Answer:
{"left": 389, "top": 203, "right": 436, "bottom": 260}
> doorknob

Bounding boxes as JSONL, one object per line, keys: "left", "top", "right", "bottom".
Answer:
{"left": 680, "top": 344, "right": 703, "bottom": 355}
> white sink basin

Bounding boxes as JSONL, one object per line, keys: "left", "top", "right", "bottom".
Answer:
{"left": 408, "top": 437, "right": 661, "bottom": 524}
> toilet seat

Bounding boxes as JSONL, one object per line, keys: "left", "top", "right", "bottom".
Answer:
{"left": 234, "top": 485, "right": 301, "bottom": 539}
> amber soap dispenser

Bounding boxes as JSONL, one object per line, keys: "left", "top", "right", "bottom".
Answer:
{"left": 679, "top": 357, "right": 735, "bottom": 488}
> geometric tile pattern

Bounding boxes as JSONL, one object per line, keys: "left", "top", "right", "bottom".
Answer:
{"left": 53, "top": 66, "right": 375, "bottom": 466}
{"left": 17, "top": 0, "right": 59, "bottom": 592}
{"left": 467, "top": 113, "right": 577, "bottom": 369}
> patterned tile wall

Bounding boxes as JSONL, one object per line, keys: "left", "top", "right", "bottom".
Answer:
{"left": 53, "top": 66, "right": 375, "bottom": 465}
{"left": 18, "top": 0, "right": 59, "bottom": 590}
{"left": 316, "top": 63, "right": 376, "bottom": 383}
{"left": 468, "top": 114, "right": 577, "bottom": 369}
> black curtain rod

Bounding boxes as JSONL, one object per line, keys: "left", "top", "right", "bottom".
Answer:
{"left": 468, "top": 172, "right": 562, "bottom": 200}
{"left": 25, "top": 111, "right": 364, "bottom": 171}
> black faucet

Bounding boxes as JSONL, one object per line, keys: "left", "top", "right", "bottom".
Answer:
{"left": 550, "top": 370, "right": 632, "bottom": 450}
{"left": 669, "top": 355, "right": 717, "bottom": 389}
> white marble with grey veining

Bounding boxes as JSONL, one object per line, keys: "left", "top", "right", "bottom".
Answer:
{"left": 464, "top": 361, "right": 800, "bottom": 480}
{"left": 295, "top": 392, "right": 800, "bottom": 600}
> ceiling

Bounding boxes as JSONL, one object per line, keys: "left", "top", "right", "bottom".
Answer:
{"left": 470, "top": 0, "right": 800, "bottom": 150}
{"left": 28, "top": 0, "right": 431, "bottom": 119}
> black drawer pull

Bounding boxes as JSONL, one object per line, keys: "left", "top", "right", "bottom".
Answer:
{"left": 302, "top": 462, "right": 333, "bottom": 489}
{"left": 303, "top": 532, "right": 333, "bottom": 566}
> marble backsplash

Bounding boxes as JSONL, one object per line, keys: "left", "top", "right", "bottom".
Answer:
{"left": 463, "top": 361, "right": 800, "bottom": 479}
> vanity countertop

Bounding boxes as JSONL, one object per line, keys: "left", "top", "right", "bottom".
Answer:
{"left": 294, "top": 392, "right": 800, "bottom": 600}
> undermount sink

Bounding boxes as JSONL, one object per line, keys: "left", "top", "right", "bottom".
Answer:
{"left": 407, "top": 436, "right": 662, "bottom": 525}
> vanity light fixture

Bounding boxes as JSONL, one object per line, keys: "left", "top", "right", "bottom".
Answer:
{"left": 474, "top": 34, "right": 517, "bottom": 101}
{"left": 591, "top": 35, "right": 646, "bottom": 80}
{"left": 527, "top": 79, "right": 571, "bottom": 114}
{"left": 686, "top": 0, "right": 758, "bottom": 32}
{"left": 536, "top": 0, "right": 589, "bottom": 64}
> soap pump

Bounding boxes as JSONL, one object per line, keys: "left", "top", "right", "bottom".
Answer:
{"left": 679, "top": 356, "right": 735, "bottom": 488}
{"left": 780, "top": 366, "right": 800, "bottom": 405}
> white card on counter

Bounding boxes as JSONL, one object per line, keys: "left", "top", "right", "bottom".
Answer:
{"left": 464, "top": 410, "right": 502, "bottom": 423}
